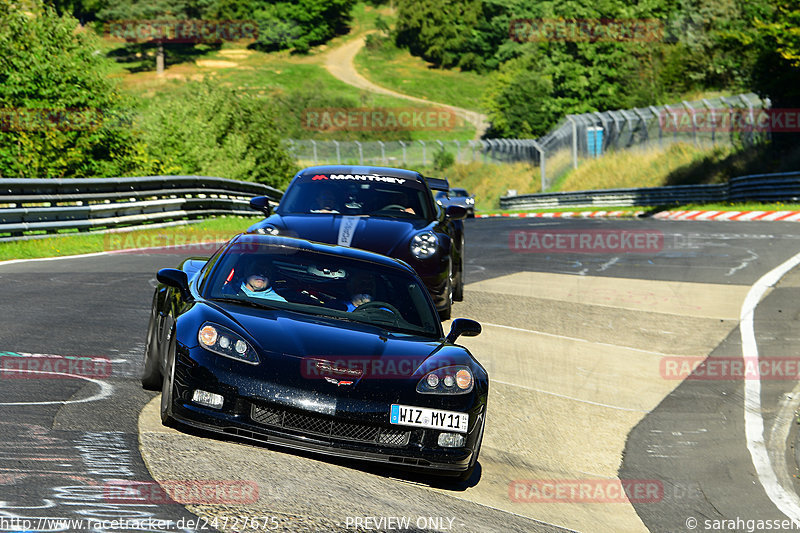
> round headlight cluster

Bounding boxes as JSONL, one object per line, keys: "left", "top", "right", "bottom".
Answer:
{"left": 198, "top": 322, "right": 259, "bottom": 364}
{"left": 417, "top": 366, "right": 474, "bottom": 394}
{"left": 410, "top": 231, "right": 438, "bottom": 259}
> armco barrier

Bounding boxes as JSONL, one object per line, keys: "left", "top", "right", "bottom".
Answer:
{"left": 500, "top": 171, "right": 800, "bottom": 210}
{"left": 0, "top": 176, "right": 282, "bottom": 241}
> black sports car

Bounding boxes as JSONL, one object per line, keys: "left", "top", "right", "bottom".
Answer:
{"left": 247, "top": 165, "right": 467, "bottom": 319}
{"left": 435, "top": 187, "right": 476, "bottom": 218}
{"left": 142, "top": 234, "right": 487, "bottom": 480}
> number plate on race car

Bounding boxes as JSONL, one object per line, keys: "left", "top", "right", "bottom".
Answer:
{"left": 390, "top": 404, "right": 468, "bottom": 433}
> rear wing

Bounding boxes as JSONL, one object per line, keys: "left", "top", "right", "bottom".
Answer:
{"left": 424, "top": 176, "right": 450, "bottom": 192}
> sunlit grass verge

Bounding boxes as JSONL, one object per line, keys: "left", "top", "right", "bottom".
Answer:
{"left": 554, "top": 143, "right": 739, "bottom": 192}
{"left": 0, "top": 216, "right": 262, "bottom": 262}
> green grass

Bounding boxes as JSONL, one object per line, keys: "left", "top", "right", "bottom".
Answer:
{"left": 354, "top": 38, "right": 490, "bottom": 113}
{"left": 0, "top": 216, "right": 262, "bottom": 262}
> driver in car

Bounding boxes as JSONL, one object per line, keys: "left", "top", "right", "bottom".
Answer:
{"left": 241, "top": 268, "right": 287, "bottom": 302}
{"left": 309, "top": 188, "right": 340, "bottom": 214}
{"left": 344, "top": 272, "right": 375, "bottom": 311}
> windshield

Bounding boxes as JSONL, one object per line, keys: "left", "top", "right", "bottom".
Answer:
{"left": 204, "top": 241, "right": 440, "bottom": 337}
{"left": 278, "top": 173, "right": 433, "bottom": 220}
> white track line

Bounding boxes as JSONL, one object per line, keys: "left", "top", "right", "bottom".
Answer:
{"left": 492, "top": 378, "right": 649, "bottom": 413}
{"left": 0, "top": 369, "right": 113, "bottom": 406}
{"left": 741, "top": 250, "right": 800, "bottom": 522}
{"left": 481, "top": 322, "right": 682, "bottom": 358}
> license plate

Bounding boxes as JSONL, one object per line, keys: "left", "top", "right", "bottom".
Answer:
{"left": 390, "top": 404, "right": 468, "bottom": 433}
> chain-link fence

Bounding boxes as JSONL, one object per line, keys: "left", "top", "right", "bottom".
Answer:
{"left": 286, "top": 139, "right": 537, "bottom": 169}
{"left": 287, "top": 93, "right": 769, "bottom": 191}
{"left": 536, "top": 92, "right": 768, "bottom": 190}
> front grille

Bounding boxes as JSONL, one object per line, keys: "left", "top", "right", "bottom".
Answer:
{"left": 251, "top": 404, "right": 409, "bottom": 446}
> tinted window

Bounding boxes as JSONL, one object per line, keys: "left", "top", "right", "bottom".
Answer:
{"left": 204, "top": 241, "right": 440, "bottom": 337}
{"left": 279, "top": 173, "right": 432, "bottom": 220}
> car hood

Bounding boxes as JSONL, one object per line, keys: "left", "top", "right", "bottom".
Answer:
{"left": 208, "top": 303, "right": 447, "bottom": 390}
{"left": 254, "top": 214, "right": 431, "bottom": 256}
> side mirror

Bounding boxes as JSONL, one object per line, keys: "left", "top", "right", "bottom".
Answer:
{"left": 249, "top": 196, "right": 272, "bottom": 216}
{"left": 157, "top": 268, "right": 191, "bottom": 300}
{"left": 445, "top": 318, "right": 482, "bottom": 343}
{"left": 445, "top": 205, "right": 467, "bottom": 220}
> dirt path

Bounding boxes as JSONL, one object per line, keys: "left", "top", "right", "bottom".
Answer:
{"left": 323, "top": 35, "right": 489, "bottom": 140}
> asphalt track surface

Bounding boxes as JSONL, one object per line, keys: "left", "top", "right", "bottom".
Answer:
{"left": 2, "top": 217, "right": 800, "bottom": 533}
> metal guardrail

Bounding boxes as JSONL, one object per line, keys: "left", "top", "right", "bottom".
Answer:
{"left": 499, "top": 172, "right": 800, "bottom": 210}
{"left": 0, "top": 176, "right": 283, "bottom": 241}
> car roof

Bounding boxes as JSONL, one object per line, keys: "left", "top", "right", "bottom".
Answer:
{"left": 298, "top": 165, "right": 425, "bottom": 182}
{"left": 230, "top": 233, "right": 416, "bottom": 274}
{"left": 451, "top": 187, "right": 469, "bottom": 193}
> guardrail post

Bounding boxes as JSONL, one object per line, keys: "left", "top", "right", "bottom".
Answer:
{"left": 682, "top": 101, "right": 698, "bottom": 147}
{"left": 399, "top": 141, "right": 407, "bottom": 165}
{"left": 702, "top": 99, "right": 716, "bottom": 146}
{"left": 311, "top": 140, "right": 318, "bottom": 164}
{"left": 453, "top": 140, "right": 461, "bottom": 163}
{"left": 419, "top": 140, "right": 426, "bottom": 166}
{"left": 648, "top": 106, "right": 663, "bottom": 149}
{"left": 333, "top": 140, "right": 341, "bottom": 164}
{"left": 378, "top": 141, "right": 385, "bottom": 164}
{"left": 566, "top": 116, "right": 578, "bottom": 169}
{"left": 529, "top": 139, "right": 546, "bottom": 191}
{"left": 354, "top": 141, "right": 363, "bottom": 164}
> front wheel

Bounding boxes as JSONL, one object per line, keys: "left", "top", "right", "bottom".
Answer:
{"left": 160, "top": 334, "right": 177, "bottom": 427}
{"left": 141, "top": 300, "right": 161, "bottom": 390}
{"left": 453, "top": 235, "right": 465, "bottom": 302}
{"left": 438, "top": 262, "right": 453, "bottom": 321}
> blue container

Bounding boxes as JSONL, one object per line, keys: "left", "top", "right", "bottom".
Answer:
{"left": 587, "top": 126, "right": 604, "bottom": 157}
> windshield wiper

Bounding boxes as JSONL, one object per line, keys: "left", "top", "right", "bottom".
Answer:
{"left": 209, "top": 297, "right": 278, "bottom": 311}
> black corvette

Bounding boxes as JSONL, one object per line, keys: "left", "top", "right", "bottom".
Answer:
{"left": 142, "top": 234, "right": 487, "bottom": 480}
{"left": 247, "top": 165, "right": 466, "bottom": 319}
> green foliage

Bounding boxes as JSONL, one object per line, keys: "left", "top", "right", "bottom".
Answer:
{"left": 394, "top": 0, "right": 800, "bottom": 140}
{"left": 0, "top": 0, "right": 141, "bottom": 178}
{"left": 432, "top": 146, "right": 455, "bottom": 170}
{"left": 134, "top": 81, "right": 297, "bottom": 188}
{"left": 207, "top": 0, "right": 357, "bottom": 53}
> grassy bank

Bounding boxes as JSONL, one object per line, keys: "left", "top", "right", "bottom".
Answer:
{"left": 0, "top": 217, "right": 262, "bottom": 262}
{"left": 354, "top": 37, "right": 489, "bottom": 113}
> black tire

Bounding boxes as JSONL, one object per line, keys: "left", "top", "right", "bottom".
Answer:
{"left": 438, "top": 263, "right": 453, "bottom": 321}
{"left": 453, "top": 235, "right": 465, "bottom": 302}
{"left": 141, "top": 301, "right": 161, "bottom": 390}
{"left": 160, "top": 334, "right": 177, "bottom": 427}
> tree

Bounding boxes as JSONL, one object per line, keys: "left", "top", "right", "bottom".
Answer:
{"left": 0, "top": 0, "right": 142, "bottom": 178}
{"left": 135, "top": 81, "right": 297, "bottom": 188}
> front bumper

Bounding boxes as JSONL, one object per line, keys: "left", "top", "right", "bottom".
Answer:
{"left": 169, "top": 345, "right": 486, "bottom": 475}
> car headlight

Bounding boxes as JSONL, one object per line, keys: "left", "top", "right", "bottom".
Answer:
{"left": 410, "top": 231, "right": 438, "bottom": 259}
{"left": 256, "top": 225, "right": 279, "bottom": 236}
{"left": 417, "top": 366, "right": 473, "bottom": 394}
{"left": 198, "top": 322, "right": 259, "bottom": 364}
{"left": 466, "top": 198, "right": 475, "bottom": 205}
